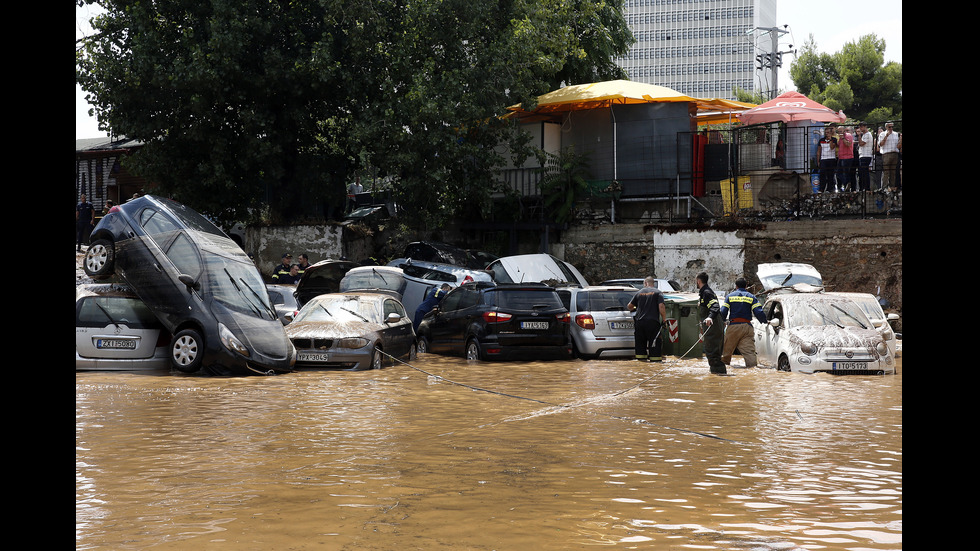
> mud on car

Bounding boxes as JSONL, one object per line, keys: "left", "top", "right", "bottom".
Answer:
{"left": 415, "top": 281, "right": 572, "bottom": 361}
{"left": 83, "top": 195, "right": 295, "bottom": 375}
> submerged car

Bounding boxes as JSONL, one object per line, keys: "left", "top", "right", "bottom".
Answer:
{"left": 826, "top": 291, "right": 900, "bottom": 357}
{"left": 266, "top": 284, "right": 301, "bottom": 325}
{"left": 486, "top": 254, "right": 589, "bottom": 287}
{"left": 286, "top": 292, "right": 416, "bottom": 370}
{"left": 757, "top": 262, "right": 824, "bottom": 292}
{"left": 556, "top": 285, "right": 638, "bottom": 359}
{"left": 76, "top": 283, "right": 171, "bottom": 371}
{"left": 599, "top": 278, "right": 681, "bottom": 293}
{"left": 82, "top": 195, "right": 295, "bottom": 375}
{"left": 416, "top": 281, "right": 571, "bottom": 361}
{"left": 753, "top": 292, "right": 894, "bottom": 375}
{"left": 293, "top": 259, "right": 359, "bottom": 308}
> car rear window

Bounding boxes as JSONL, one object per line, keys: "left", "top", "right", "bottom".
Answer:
{"left": 76, "top": 296, "right": 162, "bottom": 329}
{"left": 577, "top": 290, "right": 634, "bottom": 312}
{"left": 490, "top": 289, "right": 562, "bottom": 310}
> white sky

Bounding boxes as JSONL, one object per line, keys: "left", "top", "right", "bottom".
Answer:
{"left": 75, "top": 0, "right": 903, "bottom": 140}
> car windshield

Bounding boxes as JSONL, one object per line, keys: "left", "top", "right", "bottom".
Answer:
{"left": 77, "top": 296, "right": 161, "bottom": 328}
{"left": 847, "top": 296, "right": 884, "bottom": 321}
{"left": 578, "top": 290, "right": 634, "bottom": 311}
{"left": 340, "top": 270, "right": 407, "bottom": 294}
{"left": 786, "top": 300, "right": 871, "bottom": 329}
{"left": 206, "top": 256, "right": 276, "bottom": 319}
{"left": 158, "top": 197, "right": 228, "bottom": 238}
{"left": 491, "top": 289, "right": 562, "bottom": 309}
{"left": 760, "top": 273, "right": 823, "bottom": 289}
{"left": 295, "top": 295, "right": 380, "bottom": 324}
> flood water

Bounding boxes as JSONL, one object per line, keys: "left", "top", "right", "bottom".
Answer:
{"left": 76, "top": 347, "right": 902, "bottom": 550}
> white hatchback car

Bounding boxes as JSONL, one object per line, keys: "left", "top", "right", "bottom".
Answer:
{"left": 76, "top": 284, "right": 170, "bottom": 371}
{"left": 556, "top": 285, "right": 638, "bottom": 359}
{"left": 826, "top": 292, "right": 900, "bottom": 357}
{"left": 753, "top": 292, "right": 894, "bottom": 375}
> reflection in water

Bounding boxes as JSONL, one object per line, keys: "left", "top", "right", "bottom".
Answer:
{"left": 77, "top": 348, "right": 902, "bottom": 550}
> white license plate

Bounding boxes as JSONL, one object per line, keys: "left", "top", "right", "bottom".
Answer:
{"left": 610, "top": 321, "right": 634, "bottom": 330}
{"left": 96, "top": 338, "right": 137, "bottom": 350}
{"left": 832, "top": 362, "right": 867, "bottom": 370}
{"left": 298, "top": 352, "right": 331, "bottom": 362}
{"left": 521, "top": 321, "right": 549, "bottom": 330}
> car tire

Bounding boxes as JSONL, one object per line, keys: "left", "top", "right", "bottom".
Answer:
{"left": 171, "top": 329, "right": 204, "bottom": 373}
{"left": 371, "top": 346, "right": 384, "bottom": 370}
{"left": 777, "top": 354, "right": 792, "bottom": 372}
{"left": 416, "top": 336, "right": 430, "bottom": 355}
{"left": 465, "top": 338, "right": 482, "bottom": 361}
{"left": 84, "top": 239, "right": 116, "bottom": 279}
{"left": 408, "top": 343, "right": 418, "bottom": 361}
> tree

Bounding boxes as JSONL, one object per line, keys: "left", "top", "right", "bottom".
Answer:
{"left": 788, "top": 34, "right": 902, "bottom": 122}
{"left": 76, "top": 0, "right": 634, "bottom": 229}
{"left": 537, "top": 146, "right": 592, "bottom": 226}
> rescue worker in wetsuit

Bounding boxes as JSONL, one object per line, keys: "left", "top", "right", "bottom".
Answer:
{"left": 720, "top": 278, "right": 767, "bottom": 368}
{"left": 627, "top": 276, "right": 667, "bottom": 362}
{"left": 414, "top": 283, "right": 451, "bottom": 330}
{"left": 696, "top": 272, "right": 727, "bottom": 374}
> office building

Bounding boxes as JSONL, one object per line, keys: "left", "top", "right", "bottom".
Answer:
{"left": 617, "top": 0, "right": 778, "bottom": 99}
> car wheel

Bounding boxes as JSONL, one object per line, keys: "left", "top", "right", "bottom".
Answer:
{"left": 171, "top": 329, "right": 204, "bottom": 373}
{"left": 371, "top": 346, "right": 384, "bottom": 370}
{"left": 83, "top": 239, "right": 116, "bottom": 279}
{"left": 465, "top": 338, "right": 482, "bottom": 361}
{"left": 416, "top": 336, "right": 430, "bottom": 355}
{"left": 777, "top": 354, "right": 792, "bottom": 372}
{"left": 408, "top": 343, "right": 418, "bottom": 361}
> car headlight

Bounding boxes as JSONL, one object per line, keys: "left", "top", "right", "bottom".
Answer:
{"left": 875, "top": 341, "right": 888, "bottom": 356}
{"left": 800, "top": 341, "right": 818, "bottom": 356}
{"left": 219, "top": 323, "right": 250, "bottom": 357}
{"left": 336, "top": 337, "right": 369, "bottom": 349}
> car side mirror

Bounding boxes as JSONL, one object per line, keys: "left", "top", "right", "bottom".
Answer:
{"left": 386, "top": 312, "right": 402, "bottom": 324}
{"left": 178, "top": 274, "right": 200, "bottom": 291}
{"left": 768, "top": 318, "right": 780, "bottom": 327}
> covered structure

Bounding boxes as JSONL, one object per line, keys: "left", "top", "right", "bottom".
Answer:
{"left": 499, "top": 80, "right": 755, "bottom": 200}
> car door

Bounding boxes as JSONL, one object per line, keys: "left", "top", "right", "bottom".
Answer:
{"left": 119, "top": 206, "right": 191, "bottom": 327}
{"left": 754, "top": 300, "right": 782, "bottom": 363}
{"left": 382, "top": 298, "right": 415, "bottom": 357}
{"left": 426, "top": 289, "right": 463, "bottom": 353}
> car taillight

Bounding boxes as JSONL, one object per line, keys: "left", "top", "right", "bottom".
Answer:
{"left": 574, "top": 314, "right": 594, "bottom": 329}
{"left": 108, "top": 205, "right": 121, "bottom": 214}
{"left": 482, "top": 311, "right": 512, "bottom": 323}
{"left": 556, "top": 312, "right": 570, "bottom": 323}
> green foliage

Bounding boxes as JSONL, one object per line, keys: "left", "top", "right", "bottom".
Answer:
{"left": 76, "top": 0, "right": 634, "bottom": 229}
{"left": 789, "top": 33, "right": 902, "bottom": 122}
{"left": 537, "top": 146, "right": 592, "bottom": 225}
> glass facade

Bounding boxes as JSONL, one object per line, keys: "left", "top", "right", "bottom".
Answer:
{"left": 616, "top": 0, "right": 777, "bottom": 99}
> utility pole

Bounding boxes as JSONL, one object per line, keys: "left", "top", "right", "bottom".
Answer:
{"left": 751, "top": 25, "right": 793, "bottom": 100}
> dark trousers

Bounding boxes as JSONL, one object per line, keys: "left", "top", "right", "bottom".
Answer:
{"left": 76, "top": 221, "right": 92, "bottom": 249}
{"left": 702, "top": 316, "right": 726, "bottom": 373}
{"left": 857, "top": 157, "right": 872, "bottom": 191}
{"left": 818, "top": 159, "right": 837, "bottom": 192}
{"left": 634, "top": 318, "right": 663, "bottom": 360}
{"left": 837, "top": 157, "right": 855, "bottom": 191}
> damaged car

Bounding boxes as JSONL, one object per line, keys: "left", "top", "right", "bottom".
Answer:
{"left": 76, "top": 283, "right": 171, "bottom": 371}
{"left": 753, "top": 292, "right": 894, "bottom": 375}
{"left": 286, "top": 292, "right": 416, "bottom": 370}
{"left": 82, "top": 195, "right": 295, "bottom": 375}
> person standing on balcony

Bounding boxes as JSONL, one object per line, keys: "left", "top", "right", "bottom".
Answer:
{"left": 878, "top": 122, "right": 901, "bottom": 192}
{"left": 816, "top": 126, "right": 838, "bottom": 193}
{"left": 836, "top": 126, "right": 855, "bottom": 191}
{"left": 857, "top": 122, "right": 874, "bottom": 191}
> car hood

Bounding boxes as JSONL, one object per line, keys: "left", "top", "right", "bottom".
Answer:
{"left": 782, "top": 325, "right": 883, "bottom": 347}
{"left": 285, "top": 320, "right": 382, "bottom": 339}
{"left": 757, "top": 262, "right": 823, "bottom": 291}
{"left": 294, "top": 260, "right": 358, "bottom": 306}
{"left": 214, "top": 303, "right": 294, "bottom": 360}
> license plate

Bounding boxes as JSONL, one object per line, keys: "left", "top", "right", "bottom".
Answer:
{"left": 298, "top": 352, "right": 331, "bottom": 362}
{"left": 832, "top": 362, "right": 867, "bottom": 370}
{"left": 521, "top": 321, "right": 549, "bottom": 330}
{"left": 96, "top": 338, "right": 137, "bottom": 350}
{"left": 610, "top": 321, "right": 634, "bottom": 330}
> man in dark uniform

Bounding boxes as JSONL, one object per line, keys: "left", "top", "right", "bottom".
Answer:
{"left": 414, "top": 284, "right": 451, "bottom": 330}
{"left": 296, "top": 254, "right": 312, "bottom": 278}
{"left": 719, "top": 278, "right": 767, "bottom": 368}
{"left": 627, "top": 276, "right": 667, "bottom": 362}
{"left": 76, "top": 193, "right": 95, "bottom": 251}
{"left": 696, "top": 272, "right": 726, "bottom": 374}
{"left": 271, "top": 253, "right": 293, "bottom": 283}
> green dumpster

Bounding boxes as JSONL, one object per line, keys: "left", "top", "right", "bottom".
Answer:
{"left": 661, "top": 292, "right": 703, "bottom": 359}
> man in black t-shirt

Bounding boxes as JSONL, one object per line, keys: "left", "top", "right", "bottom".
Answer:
{"left": 628, "top": 276, "right": 667, "bottom": 362}
{"left": 76, "top": 193, "right": 95, "bottom": 251}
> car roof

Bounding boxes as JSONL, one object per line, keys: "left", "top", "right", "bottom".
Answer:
{"left": 76, "top": 283, "right": 139, "bottom": 300}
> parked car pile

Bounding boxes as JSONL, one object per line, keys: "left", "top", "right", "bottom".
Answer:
{"left": 77, "top": 213, "right": 900, "bottom": 377}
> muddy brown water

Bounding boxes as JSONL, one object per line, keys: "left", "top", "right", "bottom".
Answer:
{"left": 76, "top": 347, "right": 902, "bottom": 550}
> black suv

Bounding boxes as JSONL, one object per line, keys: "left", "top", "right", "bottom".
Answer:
{"left": 415, "top": 282, "right": 571, "bottom": 361}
